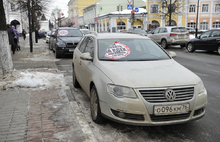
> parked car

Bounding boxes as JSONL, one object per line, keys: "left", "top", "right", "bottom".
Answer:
{"left": 80, "top": 29, "right": 90, "bottom": 35}
{"left": 72, "top": 32, "right": 207, "bottom": 125}
{"left": 48, "top": 29, "right": 56, "bottom": 50}
{"left": 46, "top": 31, "right": 51, "bottom": 43}
{"left": 38, "top": 31, "right": 47, "bottom": 38}
{"left": 186, "top": 29, "right": 220, "bottom": 54}
{"left": 52, "top": 27, "right": 83, "bottom": 58}
{"left": 147, "top": 26, "right": 190, "bottom": 48}
{"left": 127, "top": 28, "right": 148, "bottom": 36}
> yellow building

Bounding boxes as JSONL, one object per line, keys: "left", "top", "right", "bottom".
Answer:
{"left": 146, "top": 0, "right": 187, "bottom": 31}
{"left": 68, "top": 0, "right": 99, "bottom": 28}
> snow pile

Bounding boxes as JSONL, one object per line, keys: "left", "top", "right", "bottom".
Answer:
{"left": 0, "top": 70, "right": 66, "bottom": 90}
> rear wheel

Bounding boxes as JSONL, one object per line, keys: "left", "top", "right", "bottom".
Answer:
{"left": 218, "top": 45, "right": 220, "bottom": 55}
{"left": 72, "top": 66, "right": 80, "bottom": 88}
{"left": 186, "top": 43, "right": 195, "bottom": 52}
{"left": 161, "top": 39, "right": 168, "bottom": 49}
{"left": 90, "top": 86, "right": 105, "bottom": 124}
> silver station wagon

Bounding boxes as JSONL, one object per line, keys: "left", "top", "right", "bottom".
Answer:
{"left": 148, "top": 26, "right": 190, "bottom": 49}
{"left": 72, "top": 33, "right": 207, "bottom": 126}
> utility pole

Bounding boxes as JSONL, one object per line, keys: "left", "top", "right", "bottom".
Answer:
{"left": 195, "top": 0, "right": 200, "bottom": 38}
{"left": 169, "top": 0, "right": 172, "bottom": 26}
{"left": 28, "top": 0, "right": 33, "bottom": 52}
{"left": 131, "top": 0, "right": 135, "bottom": 28}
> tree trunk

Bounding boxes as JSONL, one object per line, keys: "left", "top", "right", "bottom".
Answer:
{"left": 0, "top": 0, "right": 13, "bottom": 75}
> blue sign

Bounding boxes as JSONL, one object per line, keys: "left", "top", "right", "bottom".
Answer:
{"left": 135, "top": 7, "right": 139, "bottom": 12}
{"left": 127, "top": 4, "right": 132, "bottom": 10}
{"left": 94, "top": 21, "right": 98, "bottom": 24}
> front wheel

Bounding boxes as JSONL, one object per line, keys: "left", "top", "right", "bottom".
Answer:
{"left": 55, "top": 49, "right": 60, "bottom": 58}
{"left": 218, "top": 45, "right": 220, "bottom": 55}
{"left": 72, "top": 66, "right": 80, "bottom": 88}
{"left": 90, "top": 86, "right": 105, "bottom": 124}
{"left": 161, "top": 39, "right": 168, "bottom": 49}
{"left": 186, "top": 43, "right": 195, "bottom": 52}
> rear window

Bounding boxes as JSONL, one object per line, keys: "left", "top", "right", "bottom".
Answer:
{"left": 171, "top": 27, "right": 187, "bottom": 32}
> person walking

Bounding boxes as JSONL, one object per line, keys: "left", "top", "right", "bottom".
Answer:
{"left": 22, "top": 29, "right": 26, "bottom": 40}
{"left": 7, "top": 24, "right": 15, "bottom": 54}
{"left": 11, "top": 25, "right": 20, "bottom": 51}
{"left": 35, "top": 28, "right": 39, "bottom": 43}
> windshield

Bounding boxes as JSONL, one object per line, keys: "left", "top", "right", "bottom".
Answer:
{"left": 134, "top": 30, "right": 147, "bottom": 34}
{"left": 98, "top": 39, "right": 170, "bottom": 61}
{"left": 171, "top": 27, "right": 187, "bottom": 32}
{"left": 57, "top": 29, "right": 82, "bottom": 37}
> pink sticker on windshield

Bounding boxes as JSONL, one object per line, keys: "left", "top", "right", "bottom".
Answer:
{"left": 58, "top": 30, "right": 68, "bottom": 36}
{"left": 105, "top": 42, "right": 131, "bottom": 59}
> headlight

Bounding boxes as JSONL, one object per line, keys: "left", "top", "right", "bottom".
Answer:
{"left": 107, "top": 84, "right": 137, "bottom": 99}
{"left": 196, "top": 81, "right": 205, "bottom": 94}
{"left": 56, "top": 42, "right": 65, "bottom": 46}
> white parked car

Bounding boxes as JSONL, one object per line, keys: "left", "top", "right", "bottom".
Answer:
{"left": 45, "top": 31, "right": 51, "bottom": 43}
{"left": 72, "top": 33, "right": 207, "bottom": 125}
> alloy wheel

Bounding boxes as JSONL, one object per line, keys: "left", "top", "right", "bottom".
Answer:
{"left": 90, "top": 88, "right": 98, "bottom": 120}
{"left": 218, "top": 45, "right": 220, "bottom": 55}
{"left": 161, "top": 40, "right": 167, "bottom": 48}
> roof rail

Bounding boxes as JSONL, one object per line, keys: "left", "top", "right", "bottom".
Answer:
{"left": 89, "top": 31, "right": 98, "bottom": 36}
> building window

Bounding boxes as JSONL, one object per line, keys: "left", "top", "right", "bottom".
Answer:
{"left": 165, "top": 20, "right": 177, "bottom": 26}
{"left": 149, "top": 20, "right": 160, "bottom": 31}
{"left": 100, "top": 23, "right": 102, "bottom": 33}
{"left": 103, "top": 23, "right": 105, "bottom": 32}
{"left": 107, "top": 22, "right": 110, "bottom": 32}
{"left": 215, "top": 4, "right": 220, "bottom": 12}
{"left": 167, "top": 3, "right": 176, "bottom": 13}
{"left": 188, "top": 22, "right": 196, "bottom": 29}
{"left": 200, "top": 22, "right": 208, "bottom": 30}
{"left": 202, "top": 4, "right": 209, "bottom": 13}
{"left": 117, "top": 21, "right": 126, "bottom": 30}
{"left": 150, "top": 4, "right": 159, "bottom": 13}
{"left": 189, "top": 4, "right": 196, "bottom": 13}
{"left": 213, "top": 22, "right": 220, "bottom": 28}
{"left": 11, "top": 3, "right": 16, "bottom": 11}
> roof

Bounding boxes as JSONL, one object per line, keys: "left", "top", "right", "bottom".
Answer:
{"left": 87, "top": 33, "right": 150, "bottom": 40}
{"left": 99, "top": 8, "right": 147, "bottom": 17}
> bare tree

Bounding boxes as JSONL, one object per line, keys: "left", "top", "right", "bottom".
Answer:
{"left": 0, "top": 0, "right": 13, "bottom": 75}
{"left": 51, "top": 7, "right": 61, "bottom": 28}
{"left": 160, "top": 0, "right": 183, "bottom": 26}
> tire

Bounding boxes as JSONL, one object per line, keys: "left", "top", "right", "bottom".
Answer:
{"left": 186, "top": 43, "right": 195, "bottom": 52}
{"left": 161, "top": 39, "right": 168, "bottom": 49}
{"left": 55, "top": 49, "right": 60, "bottom": 58}
{"left": 180, "top": 44, "right": 185, "bottom": 48}
{"left": 218, "top": 45, "right": 220, "bottom": 55}
{"left": 72, "top": 66, "right": 80, "bottom": 88}
{"left": 90, "top": 86, "right": 105, "bottom": 124}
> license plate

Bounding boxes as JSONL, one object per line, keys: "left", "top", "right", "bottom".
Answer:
{"left": 69, "top": 49, "right": 74, "bottom": 52}
{"left": 154, "top": 104, "right": 189, "bottom": 115}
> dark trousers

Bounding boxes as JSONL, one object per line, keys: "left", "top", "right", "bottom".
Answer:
{"left": 35, "top": 37, "right": 38, "bottom": 43}
{"left": 14, "top": 38, "right": 18, "bottom": 49}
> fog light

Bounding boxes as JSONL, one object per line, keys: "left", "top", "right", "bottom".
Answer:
{"left": 118, "top": 112, "right": 126, "bottom": 118}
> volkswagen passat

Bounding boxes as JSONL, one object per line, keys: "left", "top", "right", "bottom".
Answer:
{"left": 72, "top": 33, "right": 207, "bottom": 126}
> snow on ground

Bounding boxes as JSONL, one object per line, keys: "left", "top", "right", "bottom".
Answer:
{"left": 0, "top": 70, "right": 66, "bottom": 90}
{"left": 21, "top": 50, "right": 60, "bottom": 61}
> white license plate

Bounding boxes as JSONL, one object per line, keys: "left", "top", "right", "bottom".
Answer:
{"left": 154, "top": 104, "right": 189, "bottom": 115}
{"left": 69, "top": 49, "right": 74, "bottom": 52}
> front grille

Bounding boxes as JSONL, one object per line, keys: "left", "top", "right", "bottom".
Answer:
{"left": 150, "top": 112, "right": 191, "bottom": 122}
{"left": 139, "top": 87, "right": 194, "bottom": 103}
{"left": 66, "top": 43, "right": 74, "bottom": 47}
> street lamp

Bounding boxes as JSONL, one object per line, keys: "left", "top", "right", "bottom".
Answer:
{"left": 28, "top": 0, "right": 33, "bottom": 52}
{"left": 195, "top": 0, "right": 200, "bottom": 38}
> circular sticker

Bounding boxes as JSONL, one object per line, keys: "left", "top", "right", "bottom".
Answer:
{"left": 105, "top": 41, "right": 131, "bottom": 59}
{"left": 58, "top": 30, "right": 69, "bottom": 36}
{"left": 52, "top": 32, "right": 55, "bottom": 35}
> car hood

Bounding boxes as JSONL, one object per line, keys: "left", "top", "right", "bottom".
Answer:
{"left": 58, "top": 37, "right": 81, "bottom": 43}
{"left": 96, "top": 59, "right": 200, "bottom": 88}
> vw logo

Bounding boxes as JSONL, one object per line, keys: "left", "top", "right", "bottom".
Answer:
{"left": 165, "top": 89, "right": 176, "bottom": 101}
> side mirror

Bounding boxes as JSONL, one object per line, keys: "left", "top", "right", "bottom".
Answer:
{"left": 80, "top": 52, "right": 93, "bottom": 61}
{"left": 168, "top": 51, "right": 176, "bottom": 58}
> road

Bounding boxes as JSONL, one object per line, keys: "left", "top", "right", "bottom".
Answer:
{"left": 55, "top": 46, "right": 220, "bottom": 142}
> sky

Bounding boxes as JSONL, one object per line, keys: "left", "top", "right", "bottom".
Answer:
{"left": 46, "top": 0, "right": 70, "bottom": 20}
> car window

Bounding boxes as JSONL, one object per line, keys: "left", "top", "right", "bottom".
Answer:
{"left": 57, "top": 29, "right": 82, "bottom": 37}
{"left": 98, "top": 39, "right": 170, "bottom": 61}
{"left": 84, "top": 37, "right": 95, "bottom": 57}
{"left": 78, "top": 37, "right": 88, "bottom": 53}
{"left": 200, "top": 31, "right": 211, "bottom": 38}
{"left": 154, "top": 28, "right": 160, "bottom": 34}
{"left": 159, "top": 28, "right": 167, "bottom": 33}
{"left": 211, "top": 31, "right": 220, "bottom": 37}
{"left": 171, "top": 27, "right": 187, "bottom": 32}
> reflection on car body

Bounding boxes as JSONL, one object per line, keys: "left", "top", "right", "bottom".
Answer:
{"left": 72, "top": 33, "right": 207, "bottom": 126}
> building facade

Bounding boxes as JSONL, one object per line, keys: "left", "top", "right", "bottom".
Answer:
{"left": 187, "top": 0, "right": 220, "bottom": 30}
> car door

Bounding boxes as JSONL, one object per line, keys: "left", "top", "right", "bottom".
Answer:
{"left": 74, "top": 37, "right": 88, "bottom": 90}
{"left": 206, "top": 30, "right": 220, "bottom": 51}
{"left": 158, "top": 28, "right": 167, "bottom": 43}
{"left": 149, "top": 28, "right": 160, "bottom": 42}
{"left": 194, "top": 31, "right": 212, "bottom": 50}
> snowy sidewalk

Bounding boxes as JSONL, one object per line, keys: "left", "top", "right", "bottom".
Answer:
{"left": 0, "top": 38, "right": 88, "bottom": 142}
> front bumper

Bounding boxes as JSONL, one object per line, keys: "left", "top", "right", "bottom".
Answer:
{"left": 168, "top": 38, "right": 190, "bottom": 45}
{"left": 56, "top": 47, "right": 75, "bottom": 55}
{"left": 100, "top": 87, "right": 207, "bottom": 126}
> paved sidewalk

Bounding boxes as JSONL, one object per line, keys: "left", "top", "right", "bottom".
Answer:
{"left": 0, "top": 37, "right": 90, "bottom": 142}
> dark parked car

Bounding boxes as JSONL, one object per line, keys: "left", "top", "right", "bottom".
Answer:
{"left": 38, "top": 31, "right": 47, "bottom": 38}
{"left": 52, "top": 27, "right": 83, "bottom": 58}
{"left": 49, "top": 29, "right": 56, "bottom": 50}
{"left": 186, "top": 29, "right": 220, "bottom": 54}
